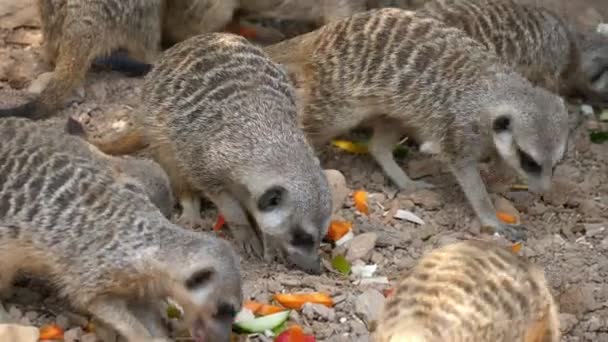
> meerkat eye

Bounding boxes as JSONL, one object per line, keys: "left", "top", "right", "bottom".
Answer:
{"left": 185, "top": 268, "right": 215, "bottom": 290}
{"left": 492, "top": 116, "right": 511, "bottom": 132}
{"left": 517, "top": 149, "right": 542, "bottom": 174}
{"left": 258, "top": 186, "right": 285, "bottom": 212}
{"left": 291, "top": 227, "right": 315, "bottom": 249}
{"left": 215, "top": 302, "right": 237, "bottom": 320}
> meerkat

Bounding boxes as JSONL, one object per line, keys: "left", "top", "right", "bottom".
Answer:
{"left": 417, "top": 0, "right": 608, "bottom": 105}
{"left": 264, "top": 8, "right": 569, "bottom": 242}
{"left": 0, "top": 117, "right": 242, "bottom": 342}
{"left": 64, "top": 117, "right": 175, "bottom": 218}
{"left": 375, "top": 239, "right": 560, "bottom": 342}
{"left": 135, "top": 33, "right": 332, "bottom": 274}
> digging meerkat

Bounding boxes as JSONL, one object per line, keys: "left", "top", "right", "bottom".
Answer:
{"left": 0, "top": 117, "right": 242, "bottom": 342}
{"left": 135, "top": 33, "right": 332, "bottom": 274}
{"left": 376, "top": 239, "right": 559, "bottom": 342}
{"left": 264, "top": 8, "right": 569, "bottom": 242}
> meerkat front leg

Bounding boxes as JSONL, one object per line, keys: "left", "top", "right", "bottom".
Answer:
{"left": 214, "top": 192, "right": 264, "bottom": 258}
{"left": 449, "top": 160, "right": 527, "bottom": 242}
{"left": 88, "top": 297, "right": 171, "bottom": 342}
{"left": 177, "top": 192, "right": 205, "bottom": 229}
{"left": 369, "top": 121, "right": 435, "bottom": 192}
{"left": 128, "top": 301, "right": 171, "bottom": 338}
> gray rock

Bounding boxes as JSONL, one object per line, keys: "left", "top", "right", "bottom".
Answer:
{"left": 324, "top": 169, "right": 349, "bottom": 214}
{"left": 354, "top": 289, "right": 386, "bottom": 328}
{"left": 64, "top": 327, "right": 84, "bottom": 342}
{"left": 302, "top": 303, "right": 336, "bottom": 321}
{"left": 409, "top": 190, "right": 442, "bottom": 210}
{"left": 560, "top": 313, "right": 579, "bottom": 334}
{"left": 346, "top": 233, "right": 378, "bottom": 262}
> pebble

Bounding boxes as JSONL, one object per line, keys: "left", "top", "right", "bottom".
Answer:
{"left": 580, "top": 104, "right": 595, "bottom": 117}
{"left": 302, "top": 303, "right": 336, "bottom": 321}
{"left": 560, "top": 313, "right": 579, "bottom": 333}
{"left": 354, "top": 289, "right": 385, "bottom": 328}
{"left": 324, "top": 169, "right": 349, "bottom": 214}
{"left": 346, "top": 233, "right": 378, "bottom": 262}
{"left": 407, "top": 159, "right": 441, "bottom": 179}
{"left": 598, "top": 23, "right": 608, "bottom": 35}
{"left": 64, "top": 327, "right": 84, "bottom": 342}
{"left": 409, "top": 190, "right": 442, "bottom": 210}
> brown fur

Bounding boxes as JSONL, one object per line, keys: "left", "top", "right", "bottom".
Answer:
{"left": 375, "top": 240, "right": 560, "bottom": 342}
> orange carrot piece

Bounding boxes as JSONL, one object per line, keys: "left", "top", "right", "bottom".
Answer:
{"left": 274, "top": 292, "right": 333, "bottom": 310}
{"left": 244, "top": 300, "right": 263, "bottom": 313}
{"left": 353, "top": 190, "right": 369, "bottom": 215}
{"left": 257, "top": 304, "right": 286, "bottom": 316}
{"left": 213, "top": 214, "right": 226, "bottom": 231}
{"left": 237, "top": 26, "right": 258, "bottom": 39}
{"left": 39, "top": 324, "right": 64, "bottom": 340}
{"left": 511, "top": 242, "right": 522, "bottom": 253}
{"left": 326, "top": 220, "right": 352, "bottom": 241}
{"left": 496, "top": 211, "right": 517, "bottom": 224}
{"left": 289, "top": 325, "right": 305, "bottom": 342}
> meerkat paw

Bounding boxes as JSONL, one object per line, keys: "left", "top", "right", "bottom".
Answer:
{"left": 484, "top": 222, "right": 527, "bottom": 242}
{"left": 176, "top": 214, "right": 206, "bottom": 230}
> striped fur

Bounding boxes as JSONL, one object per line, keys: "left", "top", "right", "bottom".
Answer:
{"left": 264, "top": 8, "right": 569, "bottom": 241}
{"left": 375, "top": 240, "right": 560, "bottom": 342}
{"left": 417, "top": 0, "right": 608, "bottom": 104}
{"left": 137, "top": 33, "right": 332, "bottom": 274}
{"left": 0, "top": 118, "right": 242, "bottom": 342}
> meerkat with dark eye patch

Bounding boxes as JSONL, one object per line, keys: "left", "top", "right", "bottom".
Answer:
{"left": 264, "top": 8, "right": 569, "bottom": 242}
{"left": 417, "top": 0, "right": 608, "bottom": 105}
{"left": 375, "top": 239, "right": 560, "bottom": 342}
{"left": 135, "top": 33, "right": 332, "bottom": 274}
{"left": 0, "top": 117, "right": 242, "bottom": 342}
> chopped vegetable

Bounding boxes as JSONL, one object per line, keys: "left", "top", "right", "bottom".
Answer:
{"left": 275, "top": 326, "right": 316, "bottom": 342}
{"left": 496, "top": 211, "right": 517, "bottom": 224}
{"left": 233, "top": 310, "right": 291, "bottom": 334}
{"left": 393, "top": 209, "right": 425, "bottom": 225}
{"left": 335, "top": 230, "right": 354, "bottom": 246}
{"left": 213, "top": 214, "right": 226, "bottom": 231}
{"left": 383, "top": 288, "right": 395, "bottom": 298}
{"left": 510, "top": 184, "right": 529, "bottom": 191}
{"left": 273, "top": 293, "right": 333, "bottom": 310}
{"left": 393, "top": 144, "right": 409, "bottom": 158}
{"left": 511, "top": 242, "right": 522, "bottom": 253}
{"left": 353, "top": 190, "right": 369, "bottom": 215}
{"left": 331, "top": 140, "right": 369, "bottom": 154}
{"left": 39, "top": 324, "right": 64, "bottom": 340}
{"left": 166, "top": 303, "right": 182, "bottom": 319}
{"left": 331, "top": 255, "right": 352, "bottom": 275}
{"left": 351, "top": 264, "right": 377, "bottom": 278}
{"left": 244, "top": 300, "right": 286, "bottom": 316}
{"left": 590, "top": 131, "right": 608, "bottom": 144}
{"left": 326, "top": 220, "right": 352, "bottom": 241}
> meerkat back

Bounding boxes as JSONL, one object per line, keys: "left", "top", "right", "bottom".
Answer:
{"left": 375, "top": 240, "right": 560, "bottom": 342}
{"left": 137, "top": 33, "right": 332, "bottom": 274}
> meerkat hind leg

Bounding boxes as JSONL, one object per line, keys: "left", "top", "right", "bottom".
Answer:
{"left": 449, "top": 160, "right": 527, "bottom": 242}
{"left": 214, "top": 192, "right": 264, "bottom": 258}
{"left": 369, "top": 122, "right": 435, "bottom": 192}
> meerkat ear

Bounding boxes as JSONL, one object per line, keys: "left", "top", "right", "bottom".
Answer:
{"left": 492, "top": 116, "right": 511, "bottom": 133}
{"left": 185, "top": 267, "right": 216, "bottom": 290}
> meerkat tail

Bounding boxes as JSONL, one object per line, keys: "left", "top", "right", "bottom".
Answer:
{"left": 0, "top": 99, "right": 50, "bottom": 120}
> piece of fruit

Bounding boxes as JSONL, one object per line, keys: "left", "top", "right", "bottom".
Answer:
{"left": 166, "top": 303, "right": 182, "bottom": 319}
{"left": 496, "top": 211, "right": 517, "bottom": 224}
{"left": 331, "top": 255, "right": 352, "bottom": 275}
{"left": 273, "top": 293, "right": 333, "bottom": 310}
{"left": 213, "top": 214, "right": 226, "bottom": 231}
{"left": 331, "top": 140, "right": 369, "bottom": 154}
{"left": 232, "top": 310, "right": 291, "bottom": 334}
{"left": 275, "top": 326, "right": 316, "bottom": 342}
{"left": 511, "top": 242, "right": 522, "bottom": 253}
{"left": 353, "top": 190, "right": 369, "bottom": 215}
{"left": 383, "top": 288, "right": 395, "bottom": 298}
{"left": 326, "top": 220, "right": 352, "bottom": 241}
{"left": 244, "top": 300, "right": 286, "bottom": 316}
{"left": 39, "top": 324, "right": 64, "bottom": 340}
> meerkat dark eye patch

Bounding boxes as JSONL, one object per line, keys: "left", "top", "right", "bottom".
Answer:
{"left": 517, "top": 148, "right": 541, "bottom": 174}
{"left": 590, "top": 66, "right": 607, "bottom": 84}
{"left": 291, "top": 227, "right": 315, "bottom": 249}
{"left": 492, "top": 116, "right": 511, "bottom": 132}
{"left": 185, "top": 268, "right": 215, "bottom": 290}
{"left": 215, "top": 302, "right": 237, "bottom": 320}
{"left": 258, "top": 186, "right": 285, "bottom": 212}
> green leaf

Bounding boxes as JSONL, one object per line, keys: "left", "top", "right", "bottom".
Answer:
{"left": 393, "top": 144, "right": 409, "bottom": 158}
{"left": 166, "top": 304, "right": 182, "bottom": 319}
{"left": 331, "top": 255, "right": 351, "bottom": 275}
{"left": 590, "top": 131, "right": 608, "bottom": 144}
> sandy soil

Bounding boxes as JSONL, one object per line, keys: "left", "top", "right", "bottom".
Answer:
{"left": 1, "top": 7, "right": 608, "bottom": 342}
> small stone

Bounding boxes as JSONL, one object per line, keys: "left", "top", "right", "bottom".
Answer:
{"left": 580, "top": 104, "right": 595, "bottom": 117}
{"left": 354, "top": 289, "right": 386, "bottom": 328}
{"left": 8, "top": 307, "right": 22, "bottom": 321}
{"left": 302, "top": 303, "right": 335, "bottom": 321}
{"left": 370, "top": 251, "right": 384, "bottom": 265}
{"left": 407, "top": 159, "right": 441, "bottom": 179}
{"left": 409, "top": 190, "right": 442, "bottom": 210}
{"left": 27, "top": 72, "right": 54, "bottom": 94}
{"left": 64, "top": 327, "right": 84, "bottom": 342}
{"left": 417, "top": 225, "right": 436, "bottom": 240}
{"left": 324, "top": 169, "right": 349, "bottom": 214}
{"left": 560, "top": 313, "right": 578, "bottom": 334}
{"left": 584, "top": 224, "right": 606, "bottom": 238}
{"left": 598, "top": 23, "right": 608, "bottom": 35}
{"left": 346, "top": 233, "right": 378, "bottom": 262}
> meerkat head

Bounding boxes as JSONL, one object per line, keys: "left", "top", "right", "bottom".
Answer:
{"left": 242, "top": 163, "right": 333, "bottom": 274}
{"left": 488, "top": 75, "right": 569, "bottom": 194}
{"left": 575, "top": 32, "right": 608, "bottom": 105}
{"left": 166, "top": 234, "right": 242, "bottom": 342}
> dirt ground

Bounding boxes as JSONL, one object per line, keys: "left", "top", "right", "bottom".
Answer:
{"left": 1, "top": 6, "right": 608, "bottom": 342}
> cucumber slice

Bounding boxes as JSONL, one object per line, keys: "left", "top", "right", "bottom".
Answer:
{"left": 233, "top": 310, "right": 291, "bottom": 334}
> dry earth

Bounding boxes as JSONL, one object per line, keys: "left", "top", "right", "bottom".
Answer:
{"left": 1, "top": 2, "right": 608, "bottom": 342}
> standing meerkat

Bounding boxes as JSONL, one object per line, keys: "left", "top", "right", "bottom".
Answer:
{"left": 136, "top": 33, "right": 332, "bottom": 274}
{"left": 417, "top": 0, "right": 608, "bottom": 105}
{"left": 264, "top": 8, "right": 569, "bottom": 241}
{"left": 375, "top": 240, "right": 560, "bottom": 342}
{"left": 0, "top": 117, "right": 242, "bottom": 342}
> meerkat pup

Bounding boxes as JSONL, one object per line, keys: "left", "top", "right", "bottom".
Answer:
{"left": 136, "top": 33, "right": 332, "bottom": 274}
{"left": 417, "top": 0, "right": 608, "bottom": 105}
{"left": 264, "top": 8, "right": 569, "bottom": 241}
{"left": 375, "top": 240, "right": 560, "bottom": 342}
{"left": 0, "top": 117, "right": 242, "bottom": 342}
